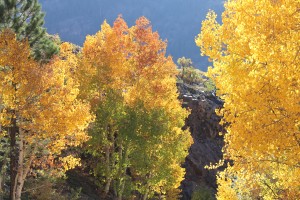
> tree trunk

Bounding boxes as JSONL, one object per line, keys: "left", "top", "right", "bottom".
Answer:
{"left": 104, "top": 126, "right": 118, "bottom": 197}
{"left": 9, "top": 117, "right": 18, "bottom": 200}
{"left": 103, "top": 133, "right": 113, "bottom": 196}
{"left": 15, "top": 132, "right": 24, "bottom": 200}
{"left": 141, "top": 176, "right": 151, "bottom": 200}
{"left": 104, "top": 177, "right": 112, "bottom": 195}
{"left": 117, "top": 144, "right": 123, "bottom": 200}
{"left": 110, "top": 129, "right": 117, "bottom": 197}
{"left": 12, "top": 126, "right": 36, "bottom": 200}
{"left": 117, "top": 182, "right": 125, "bottom": 200}
{"left": 182, "top": 66, "right": 185, "bottom": 80}
{"left": 117, "top": 144, "right": 128, "bottom": 200}
{"left": 14, "top": 129, "right": 36, "bottom": 200}
{"left": 142, "top": 188, "right": 149, "bottom": 200}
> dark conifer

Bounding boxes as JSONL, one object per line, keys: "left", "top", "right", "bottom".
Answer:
{"left": 0, "top": 0, "right": 59, "bottom": 61}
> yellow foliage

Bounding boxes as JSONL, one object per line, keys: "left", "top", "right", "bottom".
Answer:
{"left": 0, "top": 30, "right": 92, "bottom": 173}
{"left": 196, "top": 0, "right": 300, "bottom": 199}
{"left": 81, "top": 16, "right": 192, "bottom": 197}
{"left": 59, "top": 155, "right": 81, "bottom": 172}
{"left": 216, "top": 170, "right": 238, "bottom": 200}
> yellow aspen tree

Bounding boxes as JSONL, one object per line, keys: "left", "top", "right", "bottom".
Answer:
{"left": 81, "top": 16, "right": 192, "bottom": 199}
{"left": 124, "top": 17, "right": 191, "bottom": 199}
{"left": 196, "top": 0, "right": 300, "bottom": 199}
{"left": 0, "top": 30, "right": 92, "bottom": 200}
{"left": 79, "top": 17, "right": 131, "bottom": 104}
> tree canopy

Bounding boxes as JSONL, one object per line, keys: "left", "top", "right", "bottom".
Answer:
{"left": 196, "top": 0, "right": 300, "bottom": 199}
{"left": 0, "top": 30, "right": 92, "bottom": 200}
{"left": 81, "top": 16, "right": 192, "bottom": 199}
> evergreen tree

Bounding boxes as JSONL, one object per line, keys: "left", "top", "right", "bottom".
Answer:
{"left": 0, "top": 0, "right": 59, "bottom": 61}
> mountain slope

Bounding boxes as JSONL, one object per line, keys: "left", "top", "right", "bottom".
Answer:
{"left": 40, "top": 0, "right": 223, "bottom": 70}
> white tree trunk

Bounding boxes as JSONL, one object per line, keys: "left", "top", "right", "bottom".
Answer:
{"left": 14, "top": 129, "right": 24, "bottom": 200}
{"left": 14, "top": 128, "right": 36, "bottom": 200}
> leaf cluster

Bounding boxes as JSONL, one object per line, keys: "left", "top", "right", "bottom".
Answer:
{"left": 197, "top": 0, "right": 300, "bottom": 199}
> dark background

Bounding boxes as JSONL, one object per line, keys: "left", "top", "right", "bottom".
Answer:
{"left": 40, "top": 0, "right": 223, "bottom": 71}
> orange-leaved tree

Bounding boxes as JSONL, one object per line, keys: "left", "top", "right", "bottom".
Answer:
{"left": 0, "top": 30, "right": 92, "bottom": 200}
{"left": 81, "top": 16, "right": 192, "bottom": 199}
{"left": 196, "top": 0, "right": 300, "bottom": 199}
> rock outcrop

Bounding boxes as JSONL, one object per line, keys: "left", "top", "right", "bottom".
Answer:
{"left": 177, "top": 82, "right": 224, "bottom": 200}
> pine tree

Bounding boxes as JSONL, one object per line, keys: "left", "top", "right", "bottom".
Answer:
{"left": 0, "top": 0, "right": 59, "bottom": 61}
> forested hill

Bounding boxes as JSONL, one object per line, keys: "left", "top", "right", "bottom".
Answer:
{"left": 40, "top": 0, "right": 223, "bottom": 71}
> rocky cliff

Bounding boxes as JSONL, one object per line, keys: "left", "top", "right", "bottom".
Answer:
{"left": 177, "top": 82, "right": 224, "bottom": 200}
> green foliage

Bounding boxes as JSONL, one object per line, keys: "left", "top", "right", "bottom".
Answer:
{"left": 86, "top": 90, "right": 130, "bottom": 198}
{"left": 182, "top": 67, "right": 203, "bottom": 84}
{"left": 203, "top": 78, "right": 216, "bottom": 92}
{"left": 0, "top": 0, "right": 59, "bottom": 61}
{"left": 191, "top": 186, "right": 215, "bottom": 200}
{"left": 87, "top": 89, "right": 190, "bottom": 199}
{"left": 176, "top": 57, "right": 216, "bottom": 93}
{"left": 177, "top": 57, "right": 192, "bottom": 69}
{"left": 177, "top": 57, "right": 204, "bottom": 84}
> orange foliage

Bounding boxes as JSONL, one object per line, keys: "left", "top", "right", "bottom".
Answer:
{"left": 0, "top": 30, "right": 92, "bottom": 175}
{"left": 80, "top": 16, "right": 192, "bottom": 198}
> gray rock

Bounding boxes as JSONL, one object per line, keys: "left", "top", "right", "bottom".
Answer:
{"left": 178, "top": 83, "right": 224, "bottom": 200}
